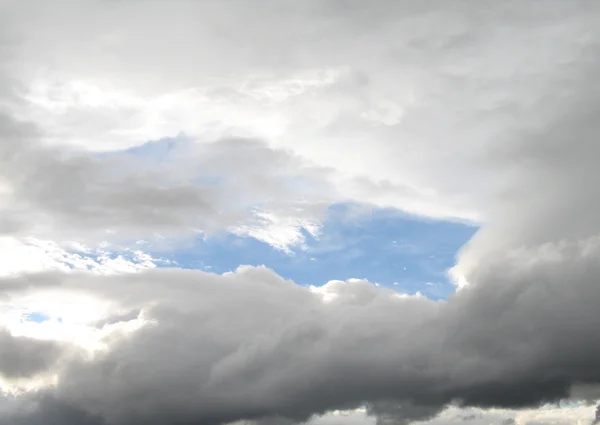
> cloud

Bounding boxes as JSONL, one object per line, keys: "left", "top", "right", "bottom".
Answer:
{"left": 0, "top": 394, "right": 106, "bottom": 425}
{"left": 1, "top": 1, "right": 597, "bottom": 241}
{"left": 0, "top": 236, "right": 164, "bottom": 277}
{"left": 0, "top": 118, "right": 333, "bottom": 247}
{"left": 365, "top": 401, "right": 441, "bottom": 425}
{"left": 4, "top": 1, "right": 597, "bottom": 223}
{"left": 2, "top": 1, "right": 600, "bottom": 425}
{"left": 0, "top": 329, "right": 66, "bottom": 380}
{"left": 0, "top": 262, "right": 599, "bottom": 424}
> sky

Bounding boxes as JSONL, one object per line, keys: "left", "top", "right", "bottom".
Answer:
{"left": 1, "top": 0, "right": 600, "bottom": 424}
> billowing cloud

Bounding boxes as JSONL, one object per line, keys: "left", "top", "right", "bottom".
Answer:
{"left": 2, "top": 1, "right": 600, "bottom": 425}
{"left": 0, "top": 261, "right": 599, "bottom": 424}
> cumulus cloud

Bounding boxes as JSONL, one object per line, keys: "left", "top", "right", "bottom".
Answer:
{"left": 2, "top": 1, "right": 600, "bottom": 425}
{"left": 0, "top": 263, "right": 599, "bottom": 424}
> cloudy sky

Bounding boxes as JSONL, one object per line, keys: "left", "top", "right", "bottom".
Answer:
{"left": 1, "top": 0, "right": 600, "bottom": 424}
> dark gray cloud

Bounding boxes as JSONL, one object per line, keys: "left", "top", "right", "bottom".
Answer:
{"left": 0, "top": 329, "right": 66, "bottom": 380}
{"left": 0, "top": 255, "right": 599, "bottom": 424}
{"left": 0, "top": 394, "right": 105, "bottom": 425}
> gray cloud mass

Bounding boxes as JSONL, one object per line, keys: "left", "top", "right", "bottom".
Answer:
{"left": 0, "top": 329, "right": 66, "bottom": 380}
{"left": 2, "top": 1, "right": 600, "bottom": 424}
{"left": 0, "top": 114, "right": 333, "bottom": 244}
{"left": 2, "top": 249, "right": 600, "bottom": 425}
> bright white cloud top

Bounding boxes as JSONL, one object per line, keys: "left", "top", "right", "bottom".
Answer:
{"left": 1, "top": 1, "right": 600, "bottom": 424}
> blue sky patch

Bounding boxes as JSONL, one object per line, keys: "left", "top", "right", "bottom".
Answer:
{"left": 94, "top": 137, "right": 478, "bottom": 300}
{"left": 154, "top": 203, "right": 477, "bottom": 300}
{"left": 23, "top": 312, "right": 51, "bottom": 323}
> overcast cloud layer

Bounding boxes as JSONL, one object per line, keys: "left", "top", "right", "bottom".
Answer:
{"left": 2, "top": 0, "right": 600, "bottom": 424}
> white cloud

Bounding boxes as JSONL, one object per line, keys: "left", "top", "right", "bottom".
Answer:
{"left": 230, "top": 210, "right": 322, "bottom": 253}
{"left": 0, "top": 237, "right": 159, "bottom": 277}
{"left": 4, "top": 0, "right": 595, "bottom": 224}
